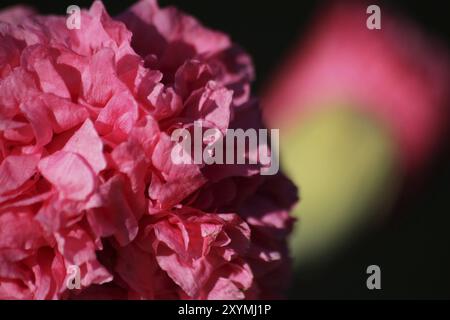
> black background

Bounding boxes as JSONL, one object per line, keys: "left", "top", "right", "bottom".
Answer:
{"left": 0, "top": 0, "right": 449, "bottom": 299}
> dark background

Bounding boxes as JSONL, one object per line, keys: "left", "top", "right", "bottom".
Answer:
{"left": 1, "top": 0, "right": 449, "bottom": 299}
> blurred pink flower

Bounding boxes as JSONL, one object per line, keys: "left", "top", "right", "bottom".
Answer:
{"left": 0, "top": 0, "right": 297, "bottom": 299}
{"left": 263, "top": 2, "right": 450, "bottom": 173}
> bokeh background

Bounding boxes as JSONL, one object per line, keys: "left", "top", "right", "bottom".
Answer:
{"left": 1, "top": 0, "right": 449, "bottom": 299}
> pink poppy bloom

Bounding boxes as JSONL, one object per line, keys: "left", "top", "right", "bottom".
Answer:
{"left": 0, "top": 0, "right": 297, "bottom": 299}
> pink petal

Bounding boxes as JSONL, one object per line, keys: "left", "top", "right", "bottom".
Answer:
{"left": 0, "top": 154, "right": 40, "bottom": 196}
{"left": 63, "top": 119, "right": 106, "bottom": 174}
{"left": 38, "top": 151, "right": 96, "bottom": 201}
{"left": 87, "top": 175, "right": 139, "bottom": 246}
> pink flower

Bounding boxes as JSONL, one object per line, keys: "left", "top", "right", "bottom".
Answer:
{"left": 0, "top": 0, "right": 297, "bottom": 299}
{"left": 262, "top": 2, "right": 450, "bottom": 173}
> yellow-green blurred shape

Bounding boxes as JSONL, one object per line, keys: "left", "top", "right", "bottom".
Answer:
{"left": 281, "top": 106, "right": 399, "bottom": 266}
